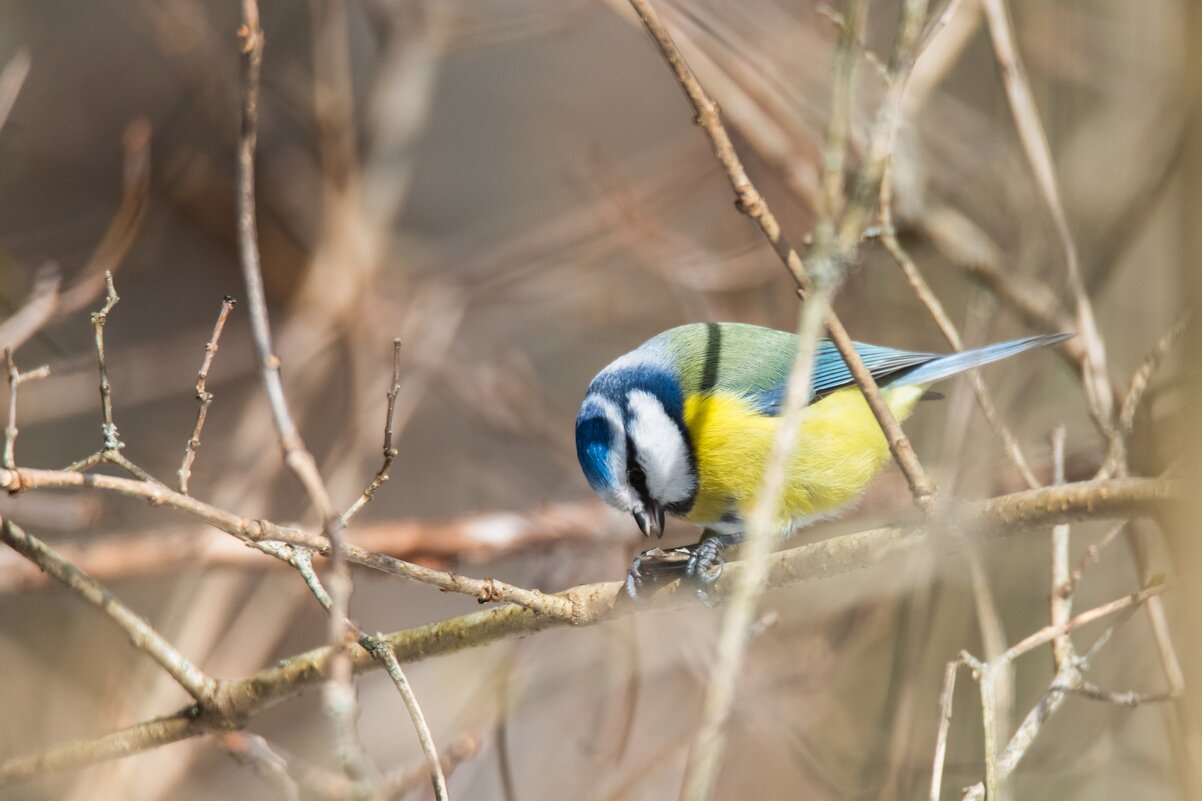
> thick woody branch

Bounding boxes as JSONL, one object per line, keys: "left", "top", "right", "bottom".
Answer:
{"left": 0, "top": 477, "right": 1172, "bottom": 786}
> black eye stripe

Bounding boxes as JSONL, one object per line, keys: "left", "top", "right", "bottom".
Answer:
{"left": 625, "top": 435, "right": 650, "bottom": 499}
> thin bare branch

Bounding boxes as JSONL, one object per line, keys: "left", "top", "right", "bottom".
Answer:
{"left": 820, "top": 0, "right": 867, "bottom": 220}
{"left": 0, "top": 501, "right": 623, "bottom": 594}
{"left": 0, "top": 263, "right": 61, "bottom": 352}
{"left": 980, "top": 0, "right": 1115, "bottom": 442}
{"left": 280, "top": 552, "right": 446, "bottom": 800}
{"left": 0, "top": 463, "right": 581, "bottom": 618}
{"left": 1097, "top": 312, "right": 1188, "bottom": 479}
{"left": 56, "top": 120, "right": 153, "bottom": 319}
{"left": 0, "top": 49, "right": 30, "bottom": 136}
{"left": 1004, "top": 583, "right": 1168, "bottom": 662}
{"left": 0, "top": 518, "right": 218, "bottom": 705}
{"left": 236, "top": 2, "right": 372, "bottom": 790}
{"left": 4, "top": 350, "right": 49, "bottom": 470}
{"left": 929, "top": 659, "right": 960, "bottom": 801}
{"left": 1072, "top": 682, "right": 1177, "bottom": 707}
{"left": 366, "top": 639, "right": 449, "bottom": 801}
{"left": 1058, "top": 522, "right": 1125, "bottom": 601}
{"left": 682, "top": 275, "right": 836, "bottom": 801}
{"left": 1050, "top": 426, "right": 1073, "bottom": 670}
{"left": 880, "top": 177, "right": 1039, "bottom": 488}
{"left": 1120, "top": 314, "right": 1188, "bottom": 437}
{"left": 339, "top": 338, "right": 403, "bottom": 527}
{"left": 218, "top": 732, "right": 301, "bottom": 801}
{"left": 93, "top": 272, "right": 122, "bottom": 454}
{"left": 178, "top": 296, "right": 237, "bottom": 494}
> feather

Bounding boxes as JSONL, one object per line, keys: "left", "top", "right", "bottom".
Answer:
{"left": 651, "top": 323, "right": 1070, "bottom": 417}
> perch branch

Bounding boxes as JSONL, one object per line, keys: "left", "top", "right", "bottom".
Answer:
{"left": 0, "top": 476, "right": 1171, "bottom": 786}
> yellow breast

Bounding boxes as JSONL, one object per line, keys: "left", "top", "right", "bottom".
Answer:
{"left": 681, "top": 385, "right": 925, "bottom": 528}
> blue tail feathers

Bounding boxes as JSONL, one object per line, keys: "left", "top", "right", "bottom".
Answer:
{"left": 893, "top": 333, "right": 1073, "bottom": 387}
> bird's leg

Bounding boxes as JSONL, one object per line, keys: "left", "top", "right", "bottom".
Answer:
{"left": 684, "top": 531, "right": 742, "bottom": 607}
{"left": 623, "top": 530, "right": 742, "bottom": 604}
{"left": 624, "top": 546, "right": 689, "bottom": 600}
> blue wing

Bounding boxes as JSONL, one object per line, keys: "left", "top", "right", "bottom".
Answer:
{"left": 749, "top": 333, "right": 1070, "bottom": 415}
{"left": 751, "top": 340, "right": 936, "bottom": 415}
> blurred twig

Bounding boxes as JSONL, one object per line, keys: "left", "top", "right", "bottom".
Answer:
{"left": 980, "top": 0, "right": 1115, "bottom": 437}
{"left": 218, "top": 732, "right": 301, "bottom": 801}
{"left": 0, "top": 49, "right": 30, "bottom": 136}
{"left": 880, "top": 178, "right": 1039, "bottom": 489}
{"left": 1097, "top": 313, "right": 1188, "bottom": 480}
{"left": 0, "top": 263, "right": 60, "bottom": 352}
{"left": 236, "top": 3, "right": 376, "bottom": 792}
{"left": 56, "top": 120, "right": 153, "bottom": 319}
{"left": 622, "top": 1, "right": 937, "bottom": 796}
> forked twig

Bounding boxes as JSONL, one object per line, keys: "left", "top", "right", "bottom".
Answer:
{"left": 4, "top": 350, "right": 49, "bottom": 470}
{"left": 285, "top": 553, "right": 447, "bottom": 800}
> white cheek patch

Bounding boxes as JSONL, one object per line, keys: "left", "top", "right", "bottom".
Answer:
{"left": 626, "top": 390, "right": 694, "bottom": 505}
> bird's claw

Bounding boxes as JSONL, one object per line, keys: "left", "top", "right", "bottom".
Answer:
{"left": 623, "top": 535, "right": 734, "bottom": 605}
{"left": 685, "top": 538, "right": 726, "bottom": 607}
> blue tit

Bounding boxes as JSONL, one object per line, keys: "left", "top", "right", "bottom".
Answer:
{"left": 574, "top": 322, "right": 1070, "bottom": 600}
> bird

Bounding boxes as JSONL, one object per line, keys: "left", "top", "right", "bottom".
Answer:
{"left": 574, "top": 322, "right": 1071, "bottom": 602}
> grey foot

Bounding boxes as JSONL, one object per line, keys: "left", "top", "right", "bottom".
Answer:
{"left": 623, "top": 534, "right": 740, "bottom": 604}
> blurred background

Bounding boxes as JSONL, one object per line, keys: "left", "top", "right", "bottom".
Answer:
{"left": 0, "top": 1, "right": 1196, "bottom": 799}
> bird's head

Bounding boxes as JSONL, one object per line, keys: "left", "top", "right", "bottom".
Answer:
{"left": 575, "top": 352, "right": 696, "bottom": 538}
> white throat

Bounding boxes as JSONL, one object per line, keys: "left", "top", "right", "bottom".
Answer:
{"left": 625, "top": 390, "right": 694, "bottom": 505}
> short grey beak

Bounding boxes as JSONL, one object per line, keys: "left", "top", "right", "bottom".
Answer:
{"left": 632, "top": 503, "right": 666, "bottom": 539}
{"left": 633, "top": 509, "right": 652, "bottom": 537}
